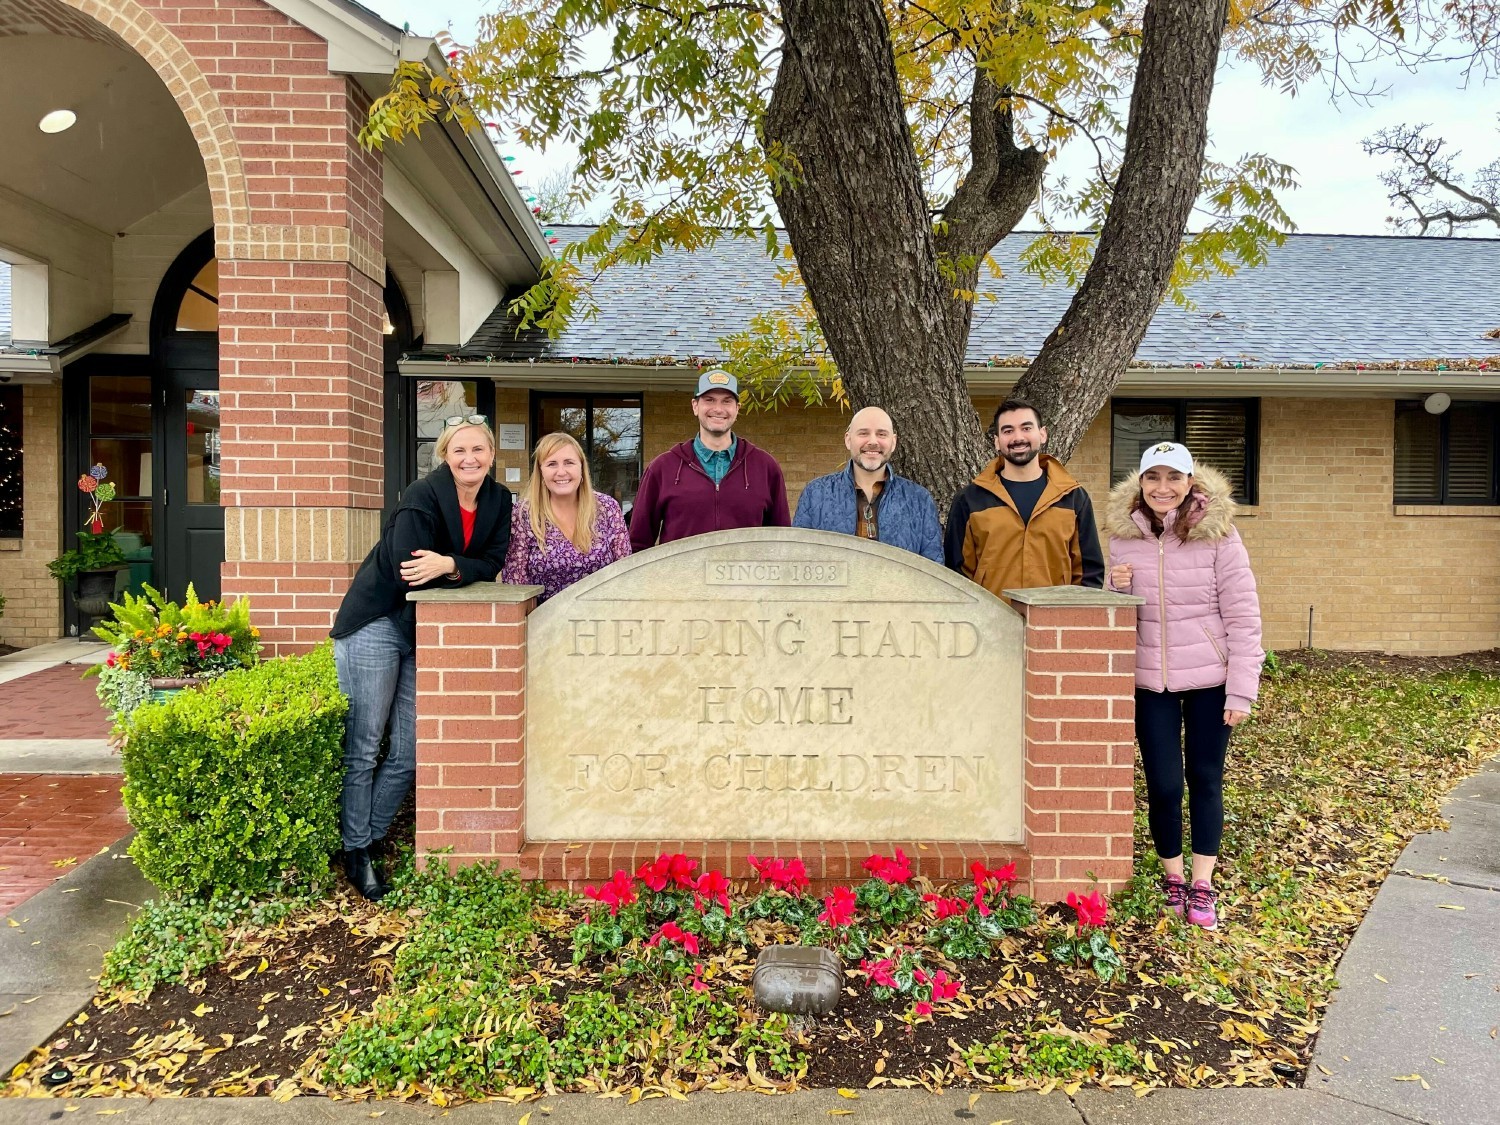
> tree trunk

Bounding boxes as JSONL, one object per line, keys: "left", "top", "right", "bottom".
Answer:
{"left": 765, "top": 0, "right": 1231, "bottom": 506}
{"left": 763, "top": 0, "right": 988, "bottom": 512}
{"left": 1012, "top": 0, "right": 1232, "bottom": 459}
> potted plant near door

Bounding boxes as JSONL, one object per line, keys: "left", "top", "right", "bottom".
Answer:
{"left": 47, "top": 464, "right": 127, "bottom": 636}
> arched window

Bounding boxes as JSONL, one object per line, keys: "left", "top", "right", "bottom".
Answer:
{"left": 174, "top": 258, "right": 218, "bottom": 331}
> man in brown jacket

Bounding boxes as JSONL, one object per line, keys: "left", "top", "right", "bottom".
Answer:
{"left": 944, "top": 397, "right": 1104, "bottom": 597}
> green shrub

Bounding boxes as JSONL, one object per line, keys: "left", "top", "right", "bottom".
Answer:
{"left": 121, "top": 642, "right": 346, "bottom": 897}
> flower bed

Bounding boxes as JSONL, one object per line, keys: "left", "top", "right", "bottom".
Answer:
{"left": 6, "top": 653, "right": 1500, "bottom": 1104}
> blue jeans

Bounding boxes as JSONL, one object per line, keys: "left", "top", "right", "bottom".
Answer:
{"left": 334, "top": 616, "right": 416, "bottom": 850}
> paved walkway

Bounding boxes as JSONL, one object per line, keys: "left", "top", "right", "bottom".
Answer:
{"left": 0, "top": 642, "right": 125, "bottom": 913}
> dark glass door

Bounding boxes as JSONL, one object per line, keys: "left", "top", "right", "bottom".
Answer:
{"left": 159, "top": 365, "right": 223, "bottom": 601}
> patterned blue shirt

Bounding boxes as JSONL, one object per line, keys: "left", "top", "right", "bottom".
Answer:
{"left": 693, "top": 435, "right": 737, "bottom": 485}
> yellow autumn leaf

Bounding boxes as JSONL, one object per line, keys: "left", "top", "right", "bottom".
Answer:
{"left": 837, "top": 1088, "right": 859, "bottom": 1099}
{"left": 828, "top": 1112, "right": 853, "bottom": 1118}
{"left": 191, "top": 1003, "right": 214, "bottom": 1017}
{"left": 518, "top": 1113, "right": 531, "bottom": 1125}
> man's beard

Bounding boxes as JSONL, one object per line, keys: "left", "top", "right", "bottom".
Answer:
{"left": 854, "top": 450, "right": 890, "bottom": 473}
{"left": 1001, "top": 443, "right": 1039, "bottom": 467}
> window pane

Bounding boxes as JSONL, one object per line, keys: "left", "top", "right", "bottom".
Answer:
{"left": 1184, "top": 400, "right": 1250, "bottom": 501}
{"left": 1445, "top": 403, "right": 1496, "bottom": 503}
{"left": 1394, "top": 402, "right": 1441, "bottom": 502}
{"left": 415, "top": 380, "right": 479, "bottom": 475}
{"left": 89, "top": 375, "right": 151, "bottom": 435}
{"left": 535, "top": 396, "right": 589, "bottom": 449}
{"left": 1111, "top": 402, "right": 1176, "bottom": 484}
{"left": 104, "top": 500, "right": 155, "bottom": 597}
{"left": 90, "top": 438, "right": 152, "bottom": 497}
{"left": 184, "top": 389, "right": 221, "bottom": 505}
{"left": 590, "top": 396, "right": 643, "bottom": 510}
{"left": 175, "top": 260, "right": 218, "bottom": 331}
{"left": 0, "top": 386, "right": 20, "bottom": 537}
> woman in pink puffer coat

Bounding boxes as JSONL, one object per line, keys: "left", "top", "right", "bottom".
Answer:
{"left": 1105, "top": 442, "right": 1263, "bottom": 931}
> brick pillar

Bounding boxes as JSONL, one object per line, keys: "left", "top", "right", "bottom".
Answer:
{"left": 1007, "top": 587, "right": 1142, "bottom": 902}
{"left": 410, "top": 585, "right": 539, "bottom": 870}
{"left": 215, "top": 68, "right": 387, "bottom": 653}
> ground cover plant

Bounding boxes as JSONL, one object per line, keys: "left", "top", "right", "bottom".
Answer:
{"left": 5, "top": 652, "right": 1498, "bottom": 1104}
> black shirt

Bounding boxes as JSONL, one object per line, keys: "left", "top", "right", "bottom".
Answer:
{"left": 1001, "top": 474, "right": 1048, "bottom": 525}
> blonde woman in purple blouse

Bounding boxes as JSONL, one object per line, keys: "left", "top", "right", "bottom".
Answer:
{"left": 503, "top": 432, "right": 632, "bottom": 601}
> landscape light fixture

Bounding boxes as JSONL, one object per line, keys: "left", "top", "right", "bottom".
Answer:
{"left": 38, "top": 109, "right": 77, "bottom": 134}
{"left": 1424, "top": 392, "right": 1452, "bottom": 415}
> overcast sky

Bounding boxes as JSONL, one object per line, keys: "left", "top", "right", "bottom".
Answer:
{"left": 368, "top": 1, "right": 1499, "bottom": 237}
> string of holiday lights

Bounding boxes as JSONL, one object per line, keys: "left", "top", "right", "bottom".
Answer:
{"left": 0, "top": 388, "right": 21, "bottom": 537}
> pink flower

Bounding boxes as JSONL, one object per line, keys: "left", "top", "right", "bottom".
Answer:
{"left": 1067, "top": 889, "right": 1108, "bottom": 929}
{"left": 930, "top": 970, "right": 962, "bottom": 1002}
{"left": 636, "top": 855, "right": 670, "bottom": 891}
{"left": 583, "top": 869, "right": 636, "bottom": 916}
{"left": 667, "top": 853, "right": 698, "bottom": 888}
{"left": 693, "top": 869, "right": 731, "bottom": 914}
{"left": 819, "top": 885, "right": 857, "bottom": 929}
{"left": 690, "top": 963, "right": 708, "bottom": 992}
{"left": 747, "top": 855, "right": 809, "bottom": 893}
{"left": 105, "top": 652, "right": 117, "bottom": 667}
{"left": 913, "top": 1001, "right": 933, "bottom": 1018}
{"left": 913, "top": 968, "right": 928, "bottom": 985}
{"left": 971, "top": 885, "right": 991, "bottom": 918}
{"left": 859, "top": 957, "right": 897, "bottom": 989}
{"left": 862, "top": 848, "right": 912, "bottom": 885}
{"left": 971, "top": 860, "right": 1018, "bottom": 893}
{"left": 648, "top": 922, "right": 699, "bottom": 956}
{"left": 923, "top": 893, "right": 968, "bottom": 920}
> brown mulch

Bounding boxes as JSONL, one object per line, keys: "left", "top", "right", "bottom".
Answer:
{"left": 31, "top": 898, "right": 391, "bottom": 1097}
{"left": 1282, "top": 647, "right": 1500, "bottom": 676}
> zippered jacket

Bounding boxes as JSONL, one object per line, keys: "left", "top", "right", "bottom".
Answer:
{"left": 1102, "top": 465, "right": 1264, "bottom": 712}
{"left": 944, "top": 454, "right": 1104, "bottom": 596}
{"left": 793, "top": 462, "right": 944, "bottom": 563}
{"left": 629, "top": 438, "right": 791, "bottom": 551}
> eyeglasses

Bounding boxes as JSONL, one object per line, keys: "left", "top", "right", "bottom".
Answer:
{"left": 443, "top": 413, "right": 488, "bottom": 427}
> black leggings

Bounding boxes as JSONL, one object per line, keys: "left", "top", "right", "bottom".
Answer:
{"left": 1135, "top": 685, "right": 1232, "bottom": 859}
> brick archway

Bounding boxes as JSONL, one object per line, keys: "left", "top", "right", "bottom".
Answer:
{"left": 54, "top": 0, "right": 251, "bottom": 238}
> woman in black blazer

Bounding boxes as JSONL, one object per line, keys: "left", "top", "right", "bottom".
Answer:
{"left": 330, "top": 416, "right": 511, "bottom": 899}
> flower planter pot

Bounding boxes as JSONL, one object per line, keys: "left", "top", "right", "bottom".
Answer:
{"left": 147, "top": 676, "right": 208, "bottom": 705}
{"left": 74, "top": 566, "right": 128, "bottom": 635}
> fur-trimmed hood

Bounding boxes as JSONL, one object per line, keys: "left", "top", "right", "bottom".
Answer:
{"left": 1103, "top": 463, "right": 1237, "bottom": 542}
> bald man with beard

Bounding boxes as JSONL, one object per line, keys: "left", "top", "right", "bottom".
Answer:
{"left": 792, "top": 406, "right": 944, "bottom": 562}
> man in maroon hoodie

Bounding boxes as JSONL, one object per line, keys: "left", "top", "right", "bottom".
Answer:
{"left": 629, "top": 369, "right": 791, "bottom": 551}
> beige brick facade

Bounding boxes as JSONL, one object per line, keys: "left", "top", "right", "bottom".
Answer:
{"left": 1, "top": 385, "right": 63, "bottom": 647}
{"left": 501, "top": 389, "right": 1498, "bottom": 657}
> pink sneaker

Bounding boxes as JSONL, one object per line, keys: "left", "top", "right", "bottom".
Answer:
{"left": 1185, "top": 881, "right": 1218, "bottom": 930}
{"left": 1161, "top": 873, "right": 1187, "bottom": 917}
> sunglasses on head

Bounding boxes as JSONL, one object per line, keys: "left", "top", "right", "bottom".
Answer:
{"left": 443, "top": 413, "right": 488, "bottom": 427}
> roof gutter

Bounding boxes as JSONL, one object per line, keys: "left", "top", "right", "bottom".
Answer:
{"left": 396, "top": 359, "right": 1500, "bottom": 397}
{"left": 0, "top": 315, "right": 131, "bottom": 381}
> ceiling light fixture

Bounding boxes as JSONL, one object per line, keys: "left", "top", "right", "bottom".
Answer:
{"left": 39, "top": 109, "right": 77, "bottom": 134}
{"left": 1424, "top": 392, "right": 1452, "bottom": 415}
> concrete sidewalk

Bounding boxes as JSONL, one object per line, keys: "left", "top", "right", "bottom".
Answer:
{"left": 0, "top": 640, "right": 118, "bottom": 775}
{"left": 3, "top": 758, "right": 1496, "bottom": 1123}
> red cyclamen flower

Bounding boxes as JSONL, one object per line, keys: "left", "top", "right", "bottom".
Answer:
{"left": 859, "top": 957, "right": 897, "bottom": 989}
{"left": 583, "top": 869, "right": 637, "bottom": 916}
{"left": 819, "top": 885, "right": 857, "bottom": 928}
{"left": 747, "top": 855, "right": 809, "bottom": 893}
{"left": 862, "top": 848, "right": 912, "bottom": 885}
{"left": 648, "top": 922, "right": 700, "bottom": 956}
{"left": 929, "top": 970, "right": 962, "bottom": 1002}
{"left": 693, "top": 869, "right": 732, "bottom": 914}
{"left": 1067, "top": 889, "right": 1108, "bottom": 928}
{"left": 922, "top": 893, "right": 968, "bottom": 920}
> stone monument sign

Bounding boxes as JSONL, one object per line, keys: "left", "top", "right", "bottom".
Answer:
{"left": 525, "top": 529, "right": 1025, "bottom": 842}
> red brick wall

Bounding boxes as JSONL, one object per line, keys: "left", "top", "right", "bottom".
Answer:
{"left": 412, "top": 588, "right": 1138, "bottom": 902}
{"left": 1016, "top": 601, "right": 1138, "bottom": 901}
{"left": 414, "top": 596, "right": 533, "bottom": 865}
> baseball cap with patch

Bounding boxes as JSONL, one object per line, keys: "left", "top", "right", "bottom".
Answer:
{"left": 1139, "top": 441, "right": 1194, "bottom": 476}
{"left": 694, "top": 368, "right": 739, "bottom": 399}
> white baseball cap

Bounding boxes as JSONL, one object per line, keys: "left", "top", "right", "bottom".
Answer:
{"left": 1139, "top": 441, "right": 1194, "bottom": 476}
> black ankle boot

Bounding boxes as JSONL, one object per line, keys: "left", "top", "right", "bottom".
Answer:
{"left": 343, "top": 846, "right": 387, "bottom": 902}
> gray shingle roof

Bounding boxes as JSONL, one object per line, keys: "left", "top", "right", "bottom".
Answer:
{"left": 418, "top": 228, "right": 1500, "bottom": 369}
